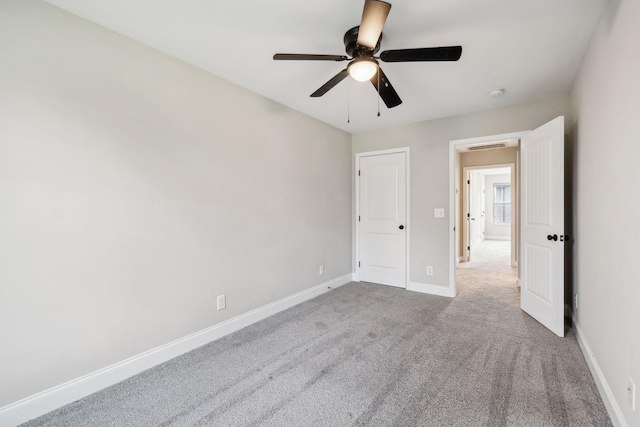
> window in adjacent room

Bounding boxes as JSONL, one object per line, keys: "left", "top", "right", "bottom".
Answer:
{"left": 493, "top": 183, "right": 511, "bottom": 224}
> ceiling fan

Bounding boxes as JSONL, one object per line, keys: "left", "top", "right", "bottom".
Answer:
{"left": 273, "top": 0, "right": 462, "bottom": 108}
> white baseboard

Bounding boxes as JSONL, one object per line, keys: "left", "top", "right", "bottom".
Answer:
{"left": 407, "top": 281, "right": 455, "bottom": 298}
{"left": 351, "top": 273, "right": 358, "bottom": 282}
{"left": 0, "top": 274, "right": 352, "bottom": 427}
{"left": 456, "top": 256, "right": 463, "bottom": 264}
{"left": 485, "top": 236, "right": 511, "bottom": 241}
{"left": 572, "top": 316, "right": 627, "bottom": 427}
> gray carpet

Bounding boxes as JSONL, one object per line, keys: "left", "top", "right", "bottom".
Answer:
{"left": 22, "top": 242, "right": 611, "bottom": 426}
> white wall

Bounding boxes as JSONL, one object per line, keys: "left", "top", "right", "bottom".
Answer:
{"left": 0, "top": 0, "right": 351, "bottom": 408}
{"left": 484, "top": 174, "right": 511, "bottom": 240}
{"left": 352, "top": 96, "right": 570, "bottom": 290}
{"left": 570, "top": 0, "right": 640, "bottom": 424}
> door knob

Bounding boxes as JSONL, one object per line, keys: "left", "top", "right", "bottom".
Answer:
{"left": 547, "top": 234, "right": 558, "bottom": 241}
{"left": 399, "top": 225, "right": 404, "bottom": 230}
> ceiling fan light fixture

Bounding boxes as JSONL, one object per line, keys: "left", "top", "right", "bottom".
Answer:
{"left": 348, "top": 57, "right": 378, "bottom": 82}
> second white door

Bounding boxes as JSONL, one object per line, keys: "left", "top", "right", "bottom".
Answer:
{"left": 358, "top": 151, "right": 407, "bottom": 288}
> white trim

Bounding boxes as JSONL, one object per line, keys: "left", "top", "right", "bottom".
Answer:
{"left": 573, "top": 316, "right": 627, "bottom": 427}
{"left": 485, "top": 236, "right": 511, "bottom": 241}
{"left": 355, "top": 147, "right": 410, "bottom": 288}
{"left": 449, "top": 142, "right": 457, "bottom": 295}
{"left": 351, "top": 273, "right": 359, "bottom": 282}
{"left": 407, "top": 281, "right": 456, "bottom": 298}
{"left": 0, "top": 274, "right": 352, "bottom": 427}
{"left": 449, "top": 132, "right": 529, "bottom": 296}
{"left": 456, "top": 256, "right": 463, "bottom": 264}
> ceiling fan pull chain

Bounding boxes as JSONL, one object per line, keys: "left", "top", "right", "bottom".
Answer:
{"left": 347, "top": 81, "right": 351, "bottom": 123}
{"left": 377, "top": 69, "right": 381, "bottom": 117}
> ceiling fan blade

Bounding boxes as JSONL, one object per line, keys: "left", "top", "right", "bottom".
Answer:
{"left": 273, "top": 54, "right": 348, "bottom": 61}
{"left": 370, "top": 67, "right": 402, "bottom": 108}
{"left": 357, "top": 0, "right": 391, "bottom": 50}
{"left": 310, "top": 69, "right": 349, "bottom": 97}
{"left": 380, "top": 46, "right": 462, "bottom": 62}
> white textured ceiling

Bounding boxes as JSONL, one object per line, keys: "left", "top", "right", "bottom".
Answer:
{"left": 43, "top": 0, "right": 607, "bottom": 133}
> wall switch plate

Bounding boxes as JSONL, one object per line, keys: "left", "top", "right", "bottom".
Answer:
{"left": 426, "top": 266, "right": 433, "bottom": 276}
{"left": 434, "top": 208, "right": 445, "bottom": 218}
{"left": 628, "top": 378, "right": 636, "bottom": 411}
{"left": 319, "top": 265, "right": 324, "bottom": 276}
{"left": 217, "top": 294, "right": 226, "bottom": 311}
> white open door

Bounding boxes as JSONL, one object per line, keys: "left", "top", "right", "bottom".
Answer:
{"left": 520, "top": 116, "right": 565, "bottom": 337}
{"left": 469, "top": 170, "right": 485, "bottom": 252}
{"left": 358, "top": 151, "right": 407, "bottom": 288}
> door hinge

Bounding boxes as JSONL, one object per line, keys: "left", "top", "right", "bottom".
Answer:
{"left": 467, "top": 213, "right": 470, "bottom": 218}
{"left": 467, "top": 179, "right": 470, "bottom": 184}
{"left": 358, "top": 261, "right": 361, "bottom": 267}
{"left": 358, "top": 170, "right": 361, "bottom": 176}
{"left": 467, "top": 246, "right": 470, "bottom": 251}
{"left": 358, "top": 215, "right": 360, "bottom": 222}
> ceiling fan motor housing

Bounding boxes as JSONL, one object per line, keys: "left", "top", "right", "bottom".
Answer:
{"left": 344, "top": 26, "right": 381, "bottom": 58}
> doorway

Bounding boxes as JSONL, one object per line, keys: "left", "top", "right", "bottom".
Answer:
{"left": 448, "top": 132, "right": 525, "bottom": 297}
{"left": 449, "top": 117, "right": 566, "bottom": 337}
{"left": 462, "top": 164, "right": 516, "bottom": 267}
{"left": 459, "top": 162, "right": 518, "bottom": 306}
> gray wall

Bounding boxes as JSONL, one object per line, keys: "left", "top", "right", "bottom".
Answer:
{"left": 569, "top": 0, "right": 640, "bottom": 424}
{"left": 352, "top": 95, "right": 570, "bottom": 289}
{"left": 0, "top": 0, "right": 352, "bottom": 407}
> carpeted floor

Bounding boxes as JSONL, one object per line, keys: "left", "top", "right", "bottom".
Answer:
{"left": 22, "top": 240, "right": 611, "bottom": 426}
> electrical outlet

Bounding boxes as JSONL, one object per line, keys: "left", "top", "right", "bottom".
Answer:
{"left": 628, "top": 378, "right": 636, "bottom": 411}
{"left": 319, "top": 265, "right": 324, "bottom": 276}
{"left": 217, "top": 294, "right": 226, "bottom": 311}
{"left": 426, "top": 266, "right": 433, "bottom": 276}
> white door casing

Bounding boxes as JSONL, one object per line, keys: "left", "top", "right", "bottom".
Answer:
{"left": 469, "top": 170, "right": 485, "bottom": 250}
{"left": 357, "top": 150, "right": 407, "bottom": 288}
{"left": 480, "top": 178, "right": 486, "bottom": 243}
{"left": 464, "top": 170, "right": 471, "bottom": 261}
{"left": 520, "top": 116, "right": 565, "bottom": 337}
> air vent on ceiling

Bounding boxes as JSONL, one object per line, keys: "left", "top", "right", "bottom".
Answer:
{"left": 467, "top": 143, "right": 506, "bottom": 151}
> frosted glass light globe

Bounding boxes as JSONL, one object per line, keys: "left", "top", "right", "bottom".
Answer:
{"left": 348, "top": 58, "right": 378, "bottom": 82}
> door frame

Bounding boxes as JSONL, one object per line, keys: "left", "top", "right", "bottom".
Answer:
{"left": 462, "top": 163, "right": 516, "bottom": 265}
{"left": 355, "top": 147, "right": 410, "bottom": 287}
{"left": 449, "top": 132, "right": 528, "bottom": 296}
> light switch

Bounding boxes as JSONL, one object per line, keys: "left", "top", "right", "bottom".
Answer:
{"left": 434, "top": 208, "right": 445, "bottom": 218}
